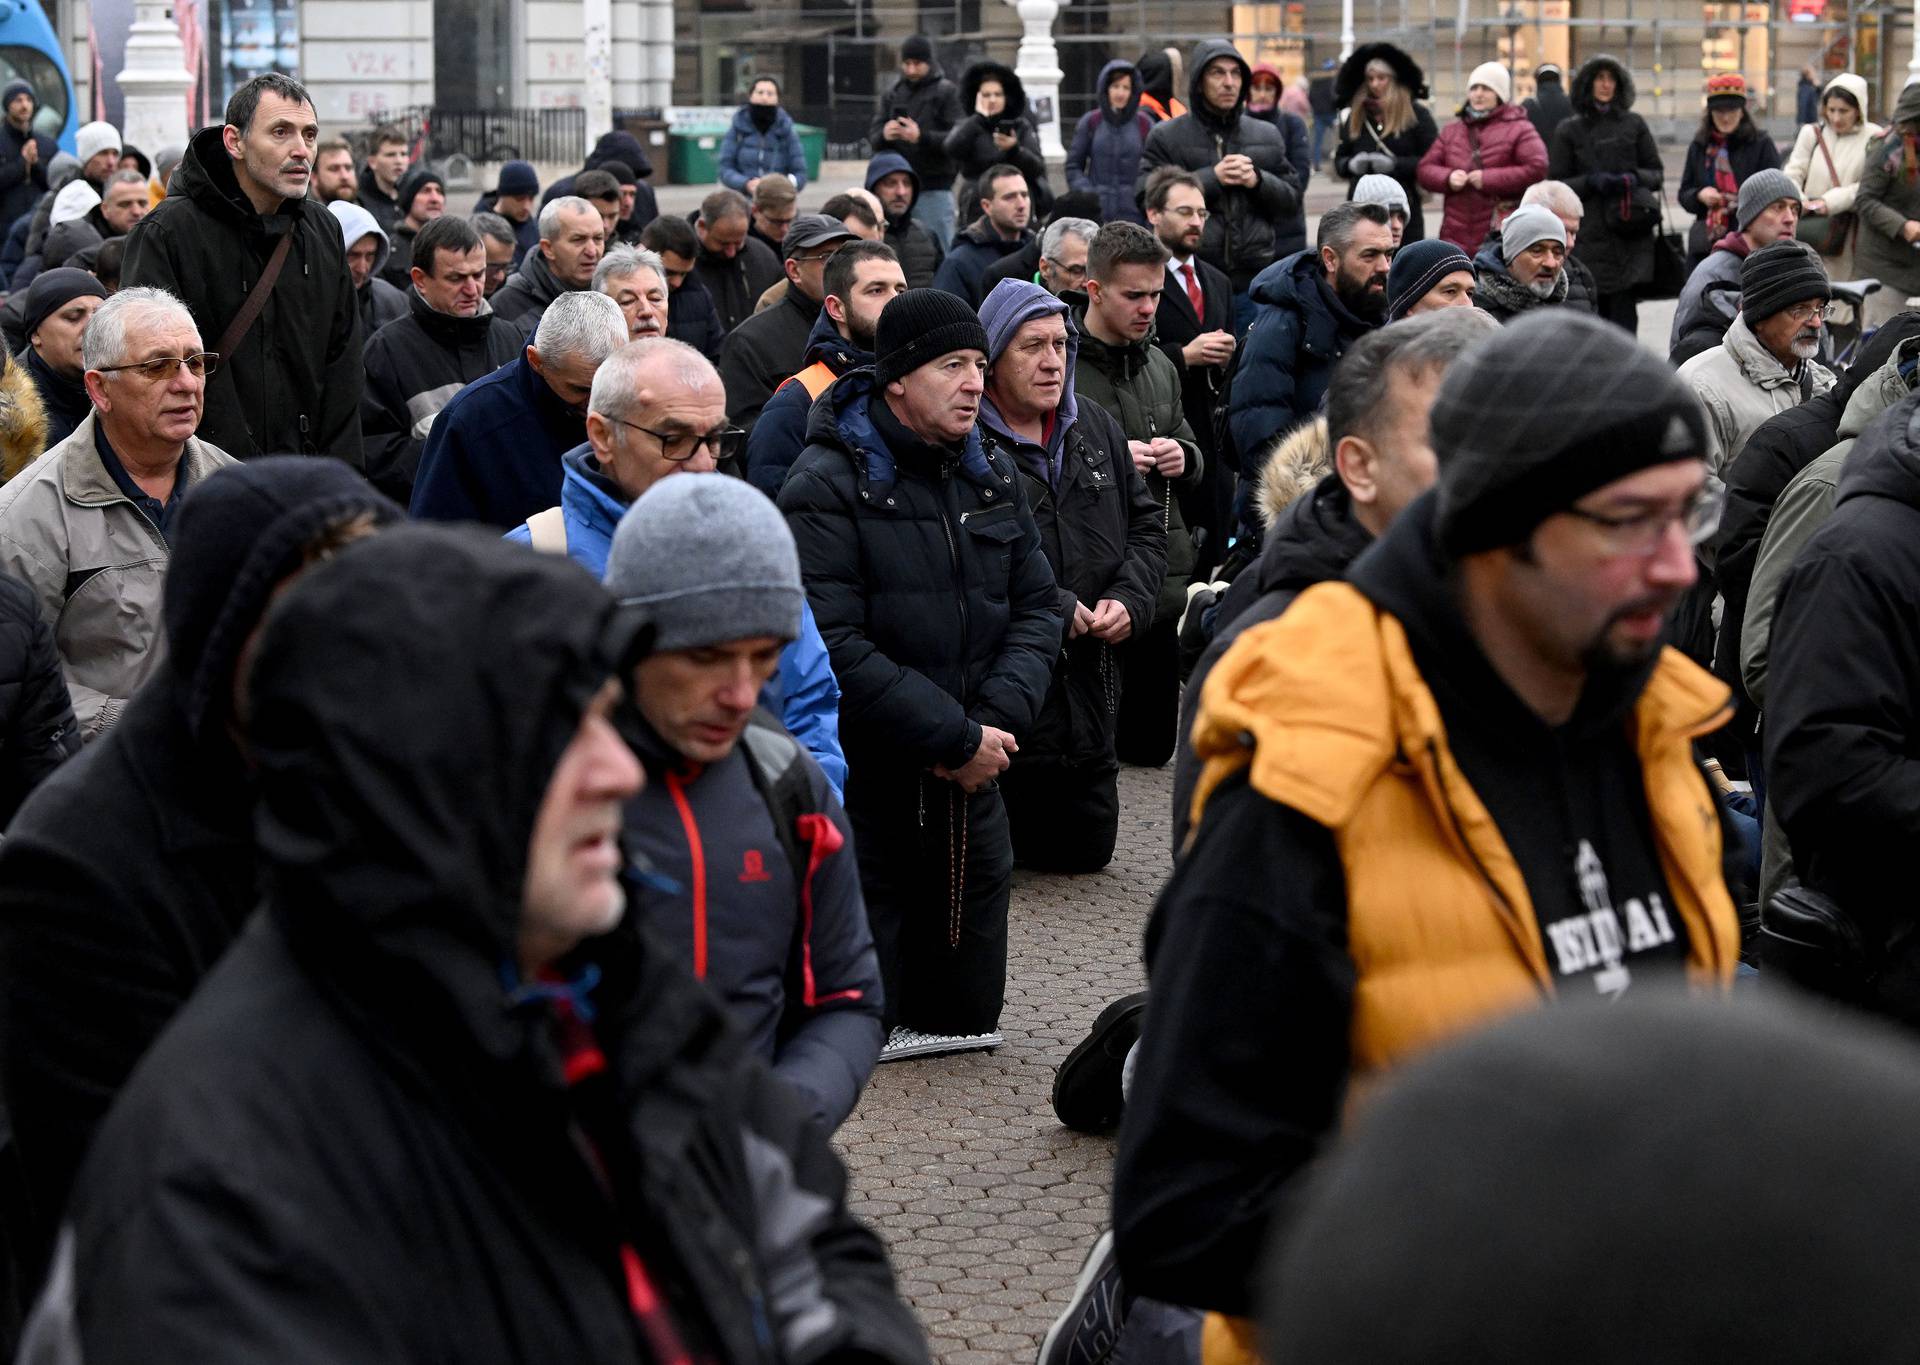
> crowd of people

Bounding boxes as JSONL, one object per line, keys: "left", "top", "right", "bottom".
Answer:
{"left": 0, "top": 30, "right": 1911, "bottom": 1365}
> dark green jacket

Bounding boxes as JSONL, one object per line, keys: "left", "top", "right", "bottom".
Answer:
{"left": 1067, "top": 293, "right": 1204, "bottom": 625}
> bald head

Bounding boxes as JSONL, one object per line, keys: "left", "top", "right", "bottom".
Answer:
{"left": 587, "top": 338, "right": 731, "bottom": 501}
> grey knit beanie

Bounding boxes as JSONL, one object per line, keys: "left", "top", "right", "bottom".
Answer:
{"left": 1736, "top": 168, "right": 1802, "bottom": 231}
{"left": 602, "top": 473, "right": 803, "bottom": 650}
{"left": 1500, "top": 204, "right": 1566, "bottom": 262}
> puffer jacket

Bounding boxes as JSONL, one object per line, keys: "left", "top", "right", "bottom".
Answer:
{"left": 947, "top": 61, "right": 1052, "bottom": 223}
{"left": 746, "top": 307, "right": 868, "bottom": 497}
{"left": 1852, "top": 81, "right": 1920, "bottom": 301}
{"left": 718, "top": 103, "right": 809, "bottom": 193}
{"left": 0, "top": 568, "right": 77, "bottom": 825}
{"left": 865, "top": 153, "right": 945, "bottom": 289}
{"left": 867, "top": 63, "right": 966, "bottom": 190}
{"left": 0, "top": 415, "right": 235, "bottom": 736}
{"left": 1066, "top": 60, "right": 1152, "bottom": 224}
{"left": 1136, "top": 38, "right": 1301, "bottom": 291}
{"left": 1332, "top": 43, "right": 1440, "bottom": 242}
{"left": 777, "top": 368, "right": 1062, "bottom": 784}
{"left": 1677, "top": 312, "right": 1838, "bottom": 475}
{"left": 1227, "top": 248, "right": 1376, "bottom": 473}
{"left": 23, "top": 527, "right": 930, "bottom": 1365}
{"left": 1548, "top": 55, "right": 1664, "bottom": 295}
{"left": 1416, "top": 102, "right": 1548, "bottom": 251}
{"left": 1067, "top": 291, "right": 1204, "bottom": 626}
{"left": 121, "top": 124, "right": 363, "bottom": 463}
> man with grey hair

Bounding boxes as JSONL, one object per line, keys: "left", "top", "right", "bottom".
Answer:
{"left": 122, "top": 72, "right": 360, "bottom": 463}
{"left": 507, "top": 337, "right": 848, "bottom": 796}
{"left": 0, "top": 286, "right": 235, "bottom": 737}
{"left": 1038, "top": 217, "right": 1097, "bottom": 296}
{"left": 490, "top": 194, "right": 605, "bottom": 331}
{"left": 1669, "top": 166, "right": 1804, "bottom": 364}
{"left": 44, "top": 167, "right": 148, "bottom": 271}
{"left": 1518, "top": 179, "right": 1597, "bottom": 313}
{"left": 593, "top": 243, "right": 670, "bottom": 340}
{"left": 410, "top": 289, "right": 626, "bottom": 528}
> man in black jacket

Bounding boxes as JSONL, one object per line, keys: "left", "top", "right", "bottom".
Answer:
{"left": 376, "top": 165, "right": 445, "bottom": 291}
{"left": 356, "top": 124, "right": 408, "bottom": 233}
{"left": 121, "top": 74, "right": 361, "bottom": 464}
{"left": 1524, "top": 62, "right": 1574, "bottom": 147}
{"left": 931, "top": 163, "right": 1032, "bottom": 308}
{"left": 640, "top": 214, "right": 726, "bottom": 358}
{"left": 0, "top": 80, "right": 53, "bottom": 242}
{"left": 718, "top": 214, "right": 858, "bottom": 438}
{"left": 1136, "top": 38, "right": 1299, "bottom": 332}
{"left": 0, "top": 459, "right": 396, "bottom": 1341}
{"left": 745, "top": 239, "right": 906, "bottom": 496}
{"left": 868, "top": 36, "right": 965, "bottom": 250}
{"left": 17, "top": 525, "right": 930, "bottom": 1365}
{"left": 17, "top": 268, "right": 103, "bottom": 454}
{"left": 779, "top": 288, "right": 1061, "bottom": 1058}
{"left": 361, "top": 215, "right": 526, "bottom": 504}
{"left": 865, "top": 152, "right": 945, "bottom": 288}
{"left": 978, "top": 277, "right": 1166, "bottom": 873}
{"left": 493, "top": 194, "right": 604, "bottom": 333}
{"left": 690, "top": 188, "right": 782, "bottom": 333}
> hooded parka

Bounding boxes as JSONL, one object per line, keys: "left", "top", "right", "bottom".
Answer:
{"left": 1677, "top": 311, "right": 1837, "bottom": 475}
{"left": 21, "top": 525, "right": 930, "bottom": 1365}
{"left": 1417, "top": 100, "right": 1549, "bottom": 251}
{"left": 947, "top": 62, "right": 1052, "bottom": 225}
{"left": 1548, "top": 55, "right": 1665, "bottom": 298}
{"left": 1066, "top": 60, "right": 1152, "bottom": 225}
{"left": 120, "top": 125, "right": 362, "bottom": 464}
{"left": 1136, "top": 39, "right": 1302, "bottom": 292}
{"left": 864, "top": 154, "right": 945, "bottom": 289}
{"left": 1333, "top": 43, "right": 1441, "bottom": 242}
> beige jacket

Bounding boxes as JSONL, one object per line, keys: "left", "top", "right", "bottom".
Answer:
{"left": 0, "top": 413, "right": 235, "bottom": 736}
{"left": 1677, "top": 313, "right": 1837, "bottom": 476}
{"left": 1784, "top": 73, "right": 1882, "bottom": 217}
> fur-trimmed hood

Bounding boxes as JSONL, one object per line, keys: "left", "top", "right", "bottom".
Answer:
{"left": 1335, "top": 43, "right": 1429, "bottom": 106}
{"left": 959, "top": 60, "right": 1028, "bottom": 123}
{"left": 0, "top": 354, "right": 49, "bottom": 483}
{"left": 1571, "top": 54, "right": 1637, "bottom": 114}
{"left": 1256, "top": 416, "right": 1330, "bottom": 529}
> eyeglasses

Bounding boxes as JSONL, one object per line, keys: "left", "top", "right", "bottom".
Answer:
{"left": 1782, "top": 299, "right": 1836, "bottom": 325}
{"left": 1162, "top": 204, "right": 1210, "bottom": 220}
{"left": 1564, "top": 483, "right": 1725, "bottom": 557}
{"left": 610, "top": 417, "right": 745, "bottom": 463}
{"left": 1046, "top": 259, "right": 1088, "bottom": 279}
{"left": 94, "top": 352, "right": 219, "bottom": 381}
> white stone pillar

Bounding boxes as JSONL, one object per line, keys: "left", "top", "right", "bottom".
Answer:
{"left": 584, "top": 0, "right": 613, "bottom": 152}
{"left": 1008, "top": 0, "right": 1065, "bottom": 160}
{"left": 1909, "top": 0, "right": 1920, "bottom": 82}
{"left": 642, "top": 0, "right": 673, "bottom": 110}
{"left": 117, "top": 0, "right": 191, "bottom": 153}
{"left": 1341, "top": 0, "right": 1356, "bottom": 61}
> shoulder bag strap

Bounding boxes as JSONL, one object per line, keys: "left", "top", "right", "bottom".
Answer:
{"left": 1814, "top": 125, "right": 1842, "bottom": 190}
{"left": 215, "top": 230, "right": 293, "bottom": 362}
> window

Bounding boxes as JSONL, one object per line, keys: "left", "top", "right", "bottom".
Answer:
{"left": 0, "top": 46, "right": 65, "bottom": 138}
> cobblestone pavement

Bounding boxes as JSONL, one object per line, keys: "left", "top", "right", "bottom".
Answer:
{"left": 835, "top": 761, "right": 1174, "bottom": 1363}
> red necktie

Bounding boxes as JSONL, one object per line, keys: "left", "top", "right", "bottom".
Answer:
{"left": 1182, "top": 262, "right": 1203, "bottom": 317}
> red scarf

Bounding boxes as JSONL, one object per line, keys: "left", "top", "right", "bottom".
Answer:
{"left": 1705, "top": 131, "right": 1738, "bottom": 235}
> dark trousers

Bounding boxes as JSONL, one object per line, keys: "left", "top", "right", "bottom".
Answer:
{"left": 850, "top": 775, "right": 1012, "bottom": 1036}
{"left": 1594, "top": 290, "right": 1639, "bottom": 335}
{"left": 1001, "top": 757, "right": 1121, "bottom": 873}
{"left": 1115, "top": 616, "right": 1181, "bottom": 767}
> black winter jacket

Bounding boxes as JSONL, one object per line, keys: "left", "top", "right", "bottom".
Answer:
{"left": 356, "top": 275, "right": 408, "bottom": 341}
{"left": 0, "top": 568, "right": 76, "bottom": 826}
{"left": 24, "top": 528, "right": 929, "bottom": 1365}
{"left": 981, "top": 390, "right": 1165, "bottom": 767}
{"left": 946, "top": 62, "right": 1053, "bottom": 225}
{"left": 667, "top": 276, "right": 727, "bottom": 359}
{"left": 361, "top": 290, "right": 526, "bottom": 503}
{"left": 22, "top": 346, "right": 88, "bottom": 455}
{"left": 1332, "top": 44, "right": 1439, "bottom": 242}
{"left": 121, "top": 125, "right": 362, "bottom": 464}
{"left": 865, "top": 154, "right": 946, "bottom": 287}
{"left": 1549, "top": 56, "right": 1664, "bottom": 295}
{"left": 356, "top": 162, "right": 402, "bottom": 233}
{"left": 745, "top": 307, "right": 866, "bottom": 496}
{"left": 867, "top": 66, "right": 966, "bottom": 189}
{"left": 1136, "top": 38, "right": 1301, "bottom": 291}
{"left": 690, "top": 222, "right": 784, "bottom": 334}
{"left": 1766, "top": 390, "right": 1920, "bottom": 1022}
{"left": 1679, "top": 120, "right": 1783, "bottom": 257}
{"left": 778, "top": 370, "right": 1062, "bottom": 787}
{"left": 1524, "top": 73, "right": 1574, "bottom": 148}
{"left": 931, "top": 218, "right": 1033, "bottom": 308}
{"left": 718, "top": 286, "right": 820, "bottom": 437}
{"left": 0, "top": 122, "right": 52, "bottom": 240}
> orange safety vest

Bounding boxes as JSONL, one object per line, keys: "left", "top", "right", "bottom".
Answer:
{"left": 1185, "top": 580, "right": 1740, "bottom": 1365}
{"left": 775, "top": 361, "right": 838, "bottom": 404}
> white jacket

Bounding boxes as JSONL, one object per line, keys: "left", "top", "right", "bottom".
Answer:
{"left": 1677, "top": 312, "right": 1837, "bottom": 476}
{"left": 1785, "top": 72, "right": 1882, "bottom": 215}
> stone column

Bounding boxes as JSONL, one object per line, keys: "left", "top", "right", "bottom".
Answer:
{"left": 117, "top": 0, "right": 191, "bottom": 156}
{"left": 584, "top": 0, "right": 613, "bottom": 152}
{"left": 642, "top": 0, "right": 673, "bottom": 109}
{"left": 1008, "top": 0, "right": 1066, "bottom": 160}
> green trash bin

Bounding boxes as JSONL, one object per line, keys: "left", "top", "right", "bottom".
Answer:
{"left": 669, "top": 125, "right": 730, "bottom": 186}
{"left": 795, "top": 124, "right": 825, "bottom": 183}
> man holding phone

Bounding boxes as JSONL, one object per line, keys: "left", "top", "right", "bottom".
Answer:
{"left": 868, "top": 35, "right": 965, "bottom": 250}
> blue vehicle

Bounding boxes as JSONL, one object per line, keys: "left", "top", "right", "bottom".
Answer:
{"left": 0, "top": 0, "right": 74, "bottom": 153}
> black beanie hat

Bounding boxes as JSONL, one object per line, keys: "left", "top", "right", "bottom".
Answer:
{"left": 165, "top": 457, "right": 402, "bottom": 740}
{"left": 1265, "top": 993, "right": 1920, "bottom": 1362}
{"left": 398, "top": 167, "right": 445, "bottom": 215}
{"left": 901, "top": 34, "right": 934, "bottom": 63}
{"left": 874, "top": 289, "right": 989, "bottom": 388}
{"left": 22, "top": 267, "right": 105, "bottom": 336}
{"left": 1740, "top": 239, "right": 1831, "bottom": 325}
{"left": 1432, "top": 310, "right": 1706, "bottom": 557}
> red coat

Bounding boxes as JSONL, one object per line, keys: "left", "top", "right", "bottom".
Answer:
{"left": 1416, "top": 103, "right": 1549, "bottom": 251}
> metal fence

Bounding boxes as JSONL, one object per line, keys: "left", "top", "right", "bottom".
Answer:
{"left": 356, "top": 107, "right": 590, "bottom": 166}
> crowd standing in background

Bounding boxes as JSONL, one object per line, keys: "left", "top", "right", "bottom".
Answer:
{"left": 0, "top": 34, "right": 1914, "bottom": 1365}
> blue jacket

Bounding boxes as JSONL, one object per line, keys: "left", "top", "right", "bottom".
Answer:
{"left": 506, "top": 447, "right": 848, "bottom": 800}
{"left": 1065, "top": 60, "right": 1151, "bottom": 225}
{"left": 1227, "top": 249, "right": 1376, "bottom": 478}
{"left": 745, "top": 308, "right": 869, "bottom": 498}
{"left": 410, "top": 353, "right": 585, "bottom": 530}
{"left": 718, "top": 105, "right": 809, "bottom": 193}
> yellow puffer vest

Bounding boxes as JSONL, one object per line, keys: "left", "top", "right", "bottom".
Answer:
{"left": 1185, "top": 581, "right": 1741, "bottom": 1365}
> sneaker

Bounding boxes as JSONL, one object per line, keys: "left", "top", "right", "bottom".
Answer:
{"left": 1038, "top": 1228, "right": 1128, "bottom": 1365}
{"left": 877, "top": 1027, "right": 1005, "bottom": 1062}
{"left": 1052, "top": 993, "right": 1148, "bottom": 1133}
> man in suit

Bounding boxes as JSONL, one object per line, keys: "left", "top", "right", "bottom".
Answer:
{"left": 1147, "top": 167, "right": 1236, "bottom": 574}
